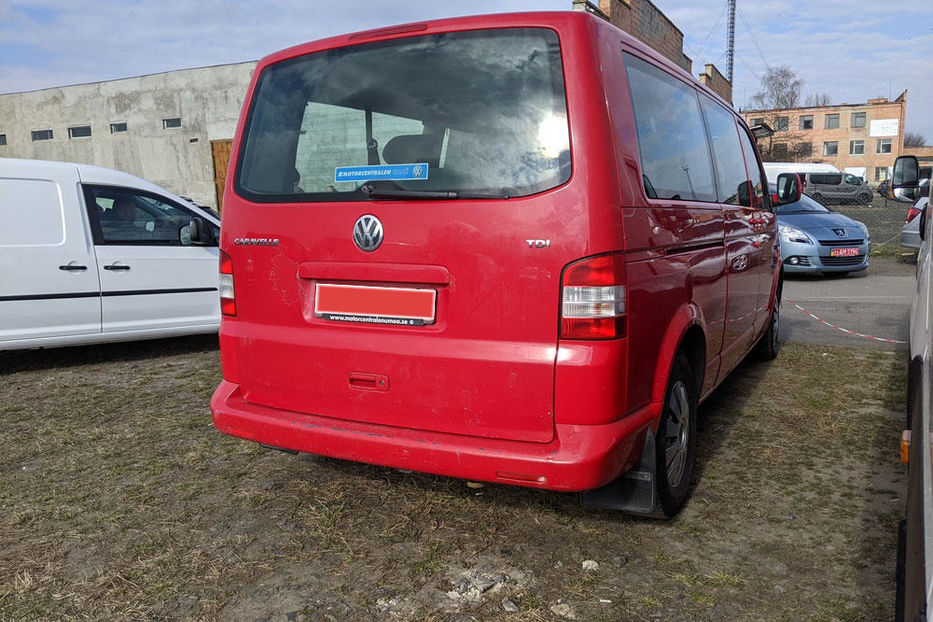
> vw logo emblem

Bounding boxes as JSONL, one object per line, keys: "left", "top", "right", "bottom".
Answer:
{"left": 412, "top": 165, "right": 425, "bottom": 178}
{"left": 353, "top": 214, "right": 383, "bottom": 252}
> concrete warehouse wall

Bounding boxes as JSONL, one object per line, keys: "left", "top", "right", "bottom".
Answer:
{"left": 0, "top": 61, "right": 256, "bottom": 209}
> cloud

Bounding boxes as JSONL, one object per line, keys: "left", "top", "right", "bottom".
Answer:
{"left": 664, "top": 0, "right": 933, "bottom": 138}
{"left": 2, "top": 0, "right": 932, "bottom": 139}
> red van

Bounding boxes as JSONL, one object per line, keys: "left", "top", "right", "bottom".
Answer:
{"left": 211, "top": 11, "right": 795, "bottom": 517}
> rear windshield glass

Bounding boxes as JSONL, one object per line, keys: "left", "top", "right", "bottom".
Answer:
{"left": 235, "top": 28, "right": 570, "bottom": 202}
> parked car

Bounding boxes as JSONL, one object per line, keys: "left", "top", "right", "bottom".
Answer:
{"left": 771, "top": 184, "right": 870, "bottom": 274}
{"left": 0, "top": 158, "right": 221, "bottom": 350}
{"left": 901, "top": 196, "right": 928, "bottom": 250}
{"left": 801, "top": 172, "right": 873, "bottom": 205}
{"left": 878, "top": 179, "right": 890, "bottom": 198}
{"left": 763, "top": 162, "right": 839, "bottom": 181}
{"left": 210, "top": 11, "right": 795, "bottom": 518}
{"left": 892, "top": 154, "right": 933, "bottom": 622}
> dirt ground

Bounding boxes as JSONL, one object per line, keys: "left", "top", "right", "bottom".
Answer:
{"left": 0, "top": 334, "right": 906, "bottom": 622}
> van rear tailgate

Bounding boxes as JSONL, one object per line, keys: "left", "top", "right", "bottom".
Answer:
{"left": 229, "top": 202, "right": 576, "bottom": 444}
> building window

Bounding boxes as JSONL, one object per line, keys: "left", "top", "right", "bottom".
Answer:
{"left": 31, "top": 129, "right": 53, "bottom": 141}
{"left": 774, "top": 116, "right": 789, "bottom": 131}
{"left": 162, "top": 118, "right": 182, "bottom": 129}
{"left": 824, "top": 114, "right": 839, "bottom": 129}
{"left": 772, "top": 142, "right": 788, "bottom": 158}
{"left": 0, "top": 134, "right": 6, "bottom": 146}
{"left": 750, "top": 117, "right": 764, "bottom": 126}
{"left": 851, "top": 112, "right": 866, "bottom": 128}
{"left": 875, "top": 166, "right": 889, "bottom": 181}
{"left": 795, "top": 142, "right": 812, "bottom": 158}
{"left": 823, "top": 141, "right": 838, "bottom": 156}
{"left": 799, "top": 115, "right": 814, "bottom": 130}
{"left": 877, "top": 138, "right": 892, "bottom": 154}
{"left": 68, "top": 125, "right": 92, "bottom": 139}
{"left": 849, "top": 139, "right": 864, "bottom": 155}
{"left": 110, "top": 122, "right": 128, "bottom": 133}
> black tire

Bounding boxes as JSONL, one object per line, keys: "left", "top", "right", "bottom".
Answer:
{"left": 812, "top": 192, "right": 823, "bottom": 203}
{"left": 859, "top": 192, "right": 872, "bottom": 204}
{"left": 756, "top": 285, "right": 781, "bottom": 361}
{"left": 655, "top": 353, "right": 697, "bottom": 517}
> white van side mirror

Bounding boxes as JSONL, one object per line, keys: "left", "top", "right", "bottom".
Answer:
{"left": 185, "top": 217, "right": 215, "bottom": 246}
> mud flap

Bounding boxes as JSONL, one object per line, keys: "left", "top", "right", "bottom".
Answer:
{"left": 580, "top": 428, "right": 659, "bottom": 516}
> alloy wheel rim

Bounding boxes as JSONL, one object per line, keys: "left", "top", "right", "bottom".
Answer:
{"left": 664, "top": 380, "right": 690, "bottom": 487}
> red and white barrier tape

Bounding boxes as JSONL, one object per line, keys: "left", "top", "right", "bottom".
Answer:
{"left": 789, "top": 300, "right": 906, "bottom": 344}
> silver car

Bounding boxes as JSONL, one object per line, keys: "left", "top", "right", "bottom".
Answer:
{"left": 804, "top": 172, "right": 873, "bottom": 205}
{"left": 901, "top": 196, "right": 929, "bottom": 250}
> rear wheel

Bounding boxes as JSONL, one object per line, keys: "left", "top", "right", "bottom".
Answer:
{"left": 859, "top": 192, "right": 872, "bottom": 204}
{"left": 756, "top": 284, "right": 781, "bottom": 360}
{"left": 812, "top": 192, "right": 823, "bottom": 203}
{"left": 655, "top": 353, "right": 697, "bottom": 517}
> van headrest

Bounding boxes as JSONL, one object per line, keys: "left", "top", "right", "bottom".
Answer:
{"left": 382, "top": 134, "right": 439, "bottom": 167}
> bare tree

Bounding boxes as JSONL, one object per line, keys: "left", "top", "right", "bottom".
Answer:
{"left": 905, "top": 131, "right": 927, "bottom": 148}
{"left": 750, "top": 66, "right": 804, "bottom": 110}
{"left": 747, "top": 111, "right": 813, "bottom": 163}
{"left": 805, "top": 92, "right": 832, "bottom": 107}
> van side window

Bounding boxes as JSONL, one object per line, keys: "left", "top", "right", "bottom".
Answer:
{"left": 624, "top": 54, "right": 716, "bottom": 203}
{"left": 737, "top": 128, "right": 767, "bottom": 208}
{"left": 699, "top": 96, "right": 747, "bottom": 205}
{"left": 82, "top": 185, "right": 215, "bottom": 246}
{"left": 809, "top": 173, "right": 842, "bottom": 185}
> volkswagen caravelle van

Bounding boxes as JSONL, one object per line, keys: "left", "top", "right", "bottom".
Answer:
{"left": 211, "top": 12, "right": 793, "bottom": 516}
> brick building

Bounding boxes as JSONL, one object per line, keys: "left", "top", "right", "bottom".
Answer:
{"left": 741, "top": 91, "right": 907, "bottom": 185}
{"left": 574, "top": 0, "right": 732, "bottom": 103}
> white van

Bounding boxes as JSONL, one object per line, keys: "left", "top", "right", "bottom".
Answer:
{"left": 0, "top": 158, "right": 221, "bottom": 350}
{"left": 763, "top": 161, "right": 840, "bottom": 181}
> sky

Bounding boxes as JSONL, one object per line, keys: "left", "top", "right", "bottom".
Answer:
{"left": 1, "top": 0, "right": 932, "bottom": 140}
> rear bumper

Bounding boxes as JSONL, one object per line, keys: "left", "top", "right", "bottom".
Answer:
{"left": 211, "top": 380, "right": 659, "bottom": 492}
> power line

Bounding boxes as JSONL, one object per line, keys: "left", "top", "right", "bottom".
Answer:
{"left": 736, "top": 6, "right": 771, "bottom": 70}
{"left": 733, "top": 51, "right": 762, "bottom": 82}
{"left": 695, "top": 1, "right": 728, "bottom": 65}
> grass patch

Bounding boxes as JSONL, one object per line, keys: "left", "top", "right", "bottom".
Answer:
{"left": 0, "top": 338, "right": 907, "bottom": 621}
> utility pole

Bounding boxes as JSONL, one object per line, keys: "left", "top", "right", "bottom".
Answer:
{"left": 726, "top": 0, "right": 736, "bottom": 83}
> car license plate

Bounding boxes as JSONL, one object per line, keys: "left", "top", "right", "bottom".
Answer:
{"left": 830, "top": 247, "right": 859, "bottom": 257}
{"left": 314, "top": 283, "right": 436, "bottom": 326}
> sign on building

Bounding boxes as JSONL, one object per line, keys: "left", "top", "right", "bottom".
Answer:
{"left": 869, "top": 119, "right": 899, "bottom": 137}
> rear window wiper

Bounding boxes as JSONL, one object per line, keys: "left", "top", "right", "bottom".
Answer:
{"left": 361, "top": 185, "right": 509, "bottom": 200}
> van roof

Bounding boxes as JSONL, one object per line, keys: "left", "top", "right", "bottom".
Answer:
{"left": 0, "top": 157, "right": 217, "bottom": 222}
{"left": 0, "top": 157, "right": 183, "bottom": 197}
{"left": 763, "top": 162, "right": 841, "bottom": 175}
{"left": 250, "top": 11, "right": 734, "bottom": 114}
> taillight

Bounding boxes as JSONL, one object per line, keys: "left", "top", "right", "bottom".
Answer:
{"left": 219, "top": 250, "right": 236, "bottom": 317}
{"left": 907, "top": 207, "right": 923, "bottom": 223}
{"left": 560, "top": 253, "right": 626, "bottom": 339}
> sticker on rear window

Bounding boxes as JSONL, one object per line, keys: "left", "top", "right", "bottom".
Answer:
{"left": 335, "top": 163, "right": 429, "bottom": 183}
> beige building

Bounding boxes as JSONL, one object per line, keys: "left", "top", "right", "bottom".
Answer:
{"left": 742, "top": 91, "right": 907, "bottom": 184}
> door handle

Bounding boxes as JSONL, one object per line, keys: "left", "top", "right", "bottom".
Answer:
{"left": 103, "top": 263, "right": 131, "bottom": 271}
{"left": 58, "top": 264, "right": 88, "bottom": 271}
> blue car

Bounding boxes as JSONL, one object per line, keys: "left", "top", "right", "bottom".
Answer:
{"left": 773, "top": 186, "right": 871, "bottom": 275}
